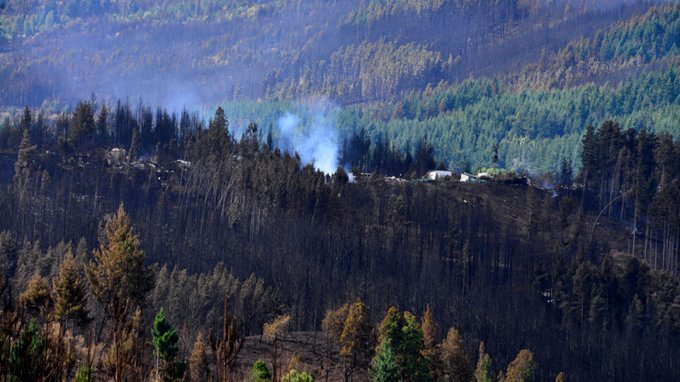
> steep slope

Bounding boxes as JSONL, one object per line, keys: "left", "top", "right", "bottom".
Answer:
{"left": 0, "top": 0, "right": 658, "bottom": 106}
{"left": 516, "top": 5, "right": 680, "bottom": 89}
{"left": 0, "top": 130, "right": 677, "bottom": 380}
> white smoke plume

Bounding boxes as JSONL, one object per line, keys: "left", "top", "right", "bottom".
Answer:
{"left": 276, "top": 101, "right": 339, "bottom": 174}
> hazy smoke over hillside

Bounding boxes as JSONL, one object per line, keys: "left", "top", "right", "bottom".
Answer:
{"left": 277, "top": 102, "right": 339, "bottom": 174}
{"left": 0, "top": 0, "right": 656, "bottom": 109}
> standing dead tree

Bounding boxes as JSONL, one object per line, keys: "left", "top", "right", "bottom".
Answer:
{"left": 211, "top": 296, "right": 244, "bottom": 382}
{"left": 264, "top": 314, "right": 291, "bottom": 382}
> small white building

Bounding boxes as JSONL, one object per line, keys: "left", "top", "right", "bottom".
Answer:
{"left": 460, "top": 172, "right": 488, "bottom": 183}
{"left": 460, "top": 172, "right": 475, "bottom": 182}
{"left": 425, "top": 170, "right": 453, "bottom": 181}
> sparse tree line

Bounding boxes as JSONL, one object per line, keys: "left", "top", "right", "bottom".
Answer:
{"left": 0, "top": 102, "right": 678, "bottom": 380}
{"left": 577, "top": 120, "right": 680, "bottom": 274}
{"left": 244, "top": 301, "right": 554, "bottom": 382}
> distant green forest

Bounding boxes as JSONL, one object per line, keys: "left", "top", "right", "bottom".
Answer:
{"left": 212, "top": 67, "right": 679, "bottom": 174}
{"left": 363, "top": 68, "right": 680, "bottom": 173}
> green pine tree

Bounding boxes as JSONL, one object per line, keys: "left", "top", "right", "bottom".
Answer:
{"left": 248, "top": 359, "right": 272, "bottom": 382}
{"left": 372, "top": 307, "right": 433, "bottom": 381}
{"left": 399, "top": 311, "right": 432, "bottom": 381}
{"left": 370, "top": 341, "right": 399, "bottom": 382}
{"left": 152, "top": 308, "right": 185, "bottom": 381}
{"left": 282, "top": 369, "right": 314, "bottom": 382}
{"left": 7, "top": 319, "right": 50, "bottom": 380}
{"left": 73, "top": 363, "right": 95, "bottom": 382}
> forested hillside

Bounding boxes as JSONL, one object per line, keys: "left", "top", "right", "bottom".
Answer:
{"left": 168, "top": 65, "right": 678, "bottom": 174}
{"left": 517, "top": 5, "right": 680, "bottom": 89}
{"left": 0, "top": 0, "right": 663, "bottom": 106}
{"left": 0, "top": 102, "right": 678, "bottom": 381}
{"left": 0, "top": 1, "right": 679, "bottom": 381}
{"left": 1, "top": 2, "right": 678, "bottom": 174}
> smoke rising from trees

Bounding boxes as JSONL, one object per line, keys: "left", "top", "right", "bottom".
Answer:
{"left": 276, "top": 102, "right": 339, "bottom": 174}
